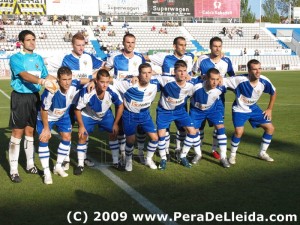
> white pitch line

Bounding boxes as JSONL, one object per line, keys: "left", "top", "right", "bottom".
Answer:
{"left": 0, "top": 89, "right": 11, "bottom": 99}
{"left": 0, "top": 90, "right": 176, "bottom": 225}
{"left": 49, "top": 130, "right": 177, "bottom": 225}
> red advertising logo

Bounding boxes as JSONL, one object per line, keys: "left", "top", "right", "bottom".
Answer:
{"left": 194, "top": 0, "right": 240, "bottom": 18}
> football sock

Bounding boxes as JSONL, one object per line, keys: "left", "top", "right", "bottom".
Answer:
{"left": 211, "top": 130, "right": 218, "bottom": 152}
{"left": 109, "top": 140, "right": 119, "bottom": 164}
{"left": 57, "top": 140, "right": 70, "bottom": 167}
{"left": 77, "top": 143, "right": 87, "bottom": 167}
{"left": 165, "top": 131, "right": 170, "bottom": 154}
{"left": 230, "top": 135, "right": 241, "bottom": 156}
{"left": 24, "top": 136, "right": 35, "bottom": 169}
{"left": 158, "top": 136, "right": 167, "bottom": 160}
{"left": 259, "top": 132, "right": 273, "bottom": 153}
{"left": 146, "top": 140, "right": 158, "bottom": 159}
{"left": 9, "top": 136, "right": 21, "bottom": 174}
{"left": 217, "top": 128, "right": 227, "bottom": 159}
{"left": 38, "top": 142, "right": 50, "bottom": 170}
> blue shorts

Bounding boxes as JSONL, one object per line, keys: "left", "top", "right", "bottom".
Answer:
{"left": 36, "top": 116, "right": 72, "bottom": 135}
{"left": 198, "top": 100, "right": 225, "bottom": 130}
{"left": 156, "top": 106, "right": 194, "bottom": 130}
{"left": 232, "top": 107, "right": 271, "bottom": 128}
{"left": 122, "top": 109, "right": 157, "bottom": 136}
{"left": 82, "top": 110, "right": 114, "bottom": 134}
{"left": 190, "top": 107, "right": 224, "bottom": 129}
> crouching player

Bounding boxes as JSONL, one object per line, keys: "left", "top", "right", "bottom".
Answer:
{"left": 113, "top": 63, "right": 159, "bottom": 172}
{"left": 189, "top": 68, "right": 230, "bottom": 168}
{"left": 74, "top": 69, "right": 124, "bottom": 175}
{"left": 155, "top": 60, "right": 200, "bottom": 170}
{"left": 37, "top": 66, "right": 92, "bottom": 184}
{"left": 223, "top": 59, "right": 276, "bottom": 164}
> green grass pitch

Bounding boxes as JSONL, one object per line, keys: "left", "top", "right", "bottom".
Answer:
{"left": 0, "top": 71, "right": 299, "bottom": 225}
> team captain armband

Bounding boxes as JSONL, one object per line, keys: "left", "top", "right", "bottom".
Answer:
{"left": 39, "top": 78, "right": 59, "bottom": 94}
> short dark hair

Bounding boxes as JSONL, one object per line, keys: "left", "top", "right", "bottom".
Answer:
{"left": 174, "top": 60, "right": 187, "bottom": 71}
{"left": 173, "top": 36, "right": 186, "bottom": 45}
{"left": 123, "top": 33, "right": 136, "bottom": 43}
{"left": 96, "top": 69, "right": 110, "bottom": 80}
{"left": 206, "top": 68, "right": 220, "bottom": 78}
{"left": 138, "top": 63, "right": 152, "bottom": 74}
{"left": 247, "top": 59, "right": 261, "bottom": 70}
{"left": 18, "top": 30, "right": 35, "bottom": 42}
{"left": 209, "top": 36, "right": 223, "bottom": 47}
{"left": 57, "top": 66, "right": 72, "bottom": 79}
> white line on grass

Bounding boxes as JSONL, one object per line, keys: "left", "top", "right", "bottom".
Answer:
{"left": 0, "top": 90, "right": 177, "bottom": 225}
{"left": 50, "top": 130, "right": 177, "bottom": 225}
{"left": 0, "top": 89, "right": 11, "bottom": 99}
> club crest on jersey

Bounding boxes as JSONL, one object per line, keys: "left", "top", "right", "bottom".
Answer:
{"left": 69, "top": 95, "right": 74, "bottom": 100}
{"left": 148, "top": 92, "right": 152, "bottom": 96}
{"left": 83, "top": 60, "right": 87, "bottom": 66}
{"left": 35, "top": 64, "right": 39, "bottom": 69}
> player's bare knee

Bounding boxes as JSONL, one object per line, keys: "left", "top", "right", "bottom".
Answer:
{"left": 265, "top": 124, "right": 275, "bottom": 134}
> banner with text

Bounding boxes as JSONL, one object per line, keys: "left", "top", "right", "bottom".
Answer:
{"left": 194, "top": 0, "right": 240, "bottom": 18}
{"left": 0, "top": 0, "right": 46, "bottom": 15}
{"left": 99, "top": 0, "right": 147, "bottom": 15}
{"left": 147, "top": 0, "right": 194, "bottom": 16}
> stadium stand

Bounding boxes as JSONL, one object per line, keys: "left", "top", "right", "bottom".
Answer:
{"left": 1, "top": 21, "right": 300, "bottom": 72}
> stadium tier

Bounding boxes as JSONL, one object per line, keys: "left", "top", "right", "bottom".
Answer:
{"left": 1, "top": 21, "right": 300, "bottom": 76}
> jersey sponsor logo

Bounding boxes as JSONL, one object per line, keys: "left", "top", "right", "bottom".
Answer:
{"left": 53, "top": 108, "right": 66, "bottom": 116}
{"left": 72, "top": 70, "right": 89, "bottom": 79}
{"left": 239, "top": 95, "right": 256, "bottom": 105}
{"left": 130, "top": 100, "right": 151, "bottom": 108}
{"left": 194, "top": 102, "right": 210, "bottom": 110}
{"left": 166, "top": 96, "right": 184, "bottom": 104}
{"left": 117, "top": 70, "right": 136, "bottom": 80}
{"left": 96, "top": 112, "right": 105, "bottom": 117}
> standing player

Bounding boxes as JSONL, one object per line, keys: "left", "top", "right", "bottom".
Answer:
{"left": 8, "top": 30, "right": 57, "bottom": 183}
{"left": 189, "top": 68, "right": 230, "bottom": 168}
{"left": 74, "top": 69, "right": 124, "bottom": 175}
{"left": 193, "top": 36, "right": 235, "bottom": 160}
{"left": 62, "top": 32, "right": 104, "bottom": 80}
{"left": 223, "top": 59, "right": 276, "bottom": 164}
{"left": 61, "top": 32, "right": 104, "bottom": 169}
{"left": 146, "top": 36, "right": 195, "bottom": 160}
{"left": 37, "top": 67, "right": 91, "bottom": 184}
{"left": 113, "top": 63, "right": 159, "bottom": 171}
{"left": 156, "top": 60, "right": 200, "bottom": 170}
{"left": 104, "top": 33, "right": 146, "bottom": 164}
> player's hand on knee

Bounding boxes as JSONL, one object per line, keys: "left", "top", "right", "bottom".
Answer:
{"left": 39, "top": 128, "right": 51, "bottom": 142}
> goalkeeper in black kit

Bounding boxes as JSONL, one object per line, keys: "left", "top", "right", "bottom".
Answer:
{"left": 8, "top": 30, "right": 58, "bottom": 183}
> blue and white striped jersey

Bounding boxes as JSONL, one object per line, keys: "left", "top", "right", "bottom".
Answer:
{"left": 190, "top": 77, "right": 226, "bottom": 111}
{"left": 155, "top": 75, "right": 193, "bottom": 110}
{"left": 39, "top": 79, "right": 81, "bottom": 121}
{"left": 224, "top": 74, "right": 276, "bottom": 113}
{"left": 106, "top": 51, "right": 146, "bottom": 79}
{"left": 114, "top": 79, "right": 159, "bottom": 113}
{"left": 193, "top": 54, "right": 235, "bottom": 78}
{"left": 149, "top": 52, "right": 194, "bottom": 76}
{"left": 62, "top": 52, "right": 103, "bottom": 79}
{"left": 76, "top": 85, "right": 123, "bottom": 121}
